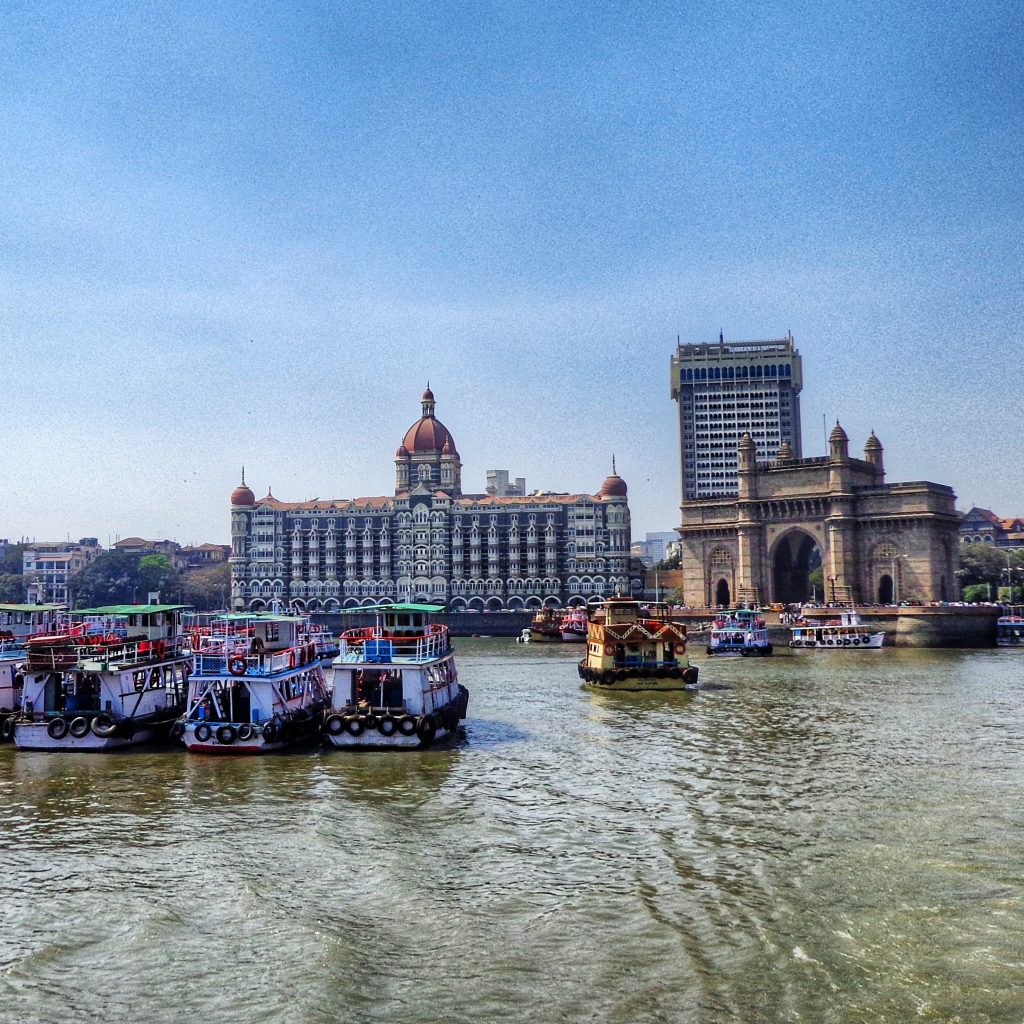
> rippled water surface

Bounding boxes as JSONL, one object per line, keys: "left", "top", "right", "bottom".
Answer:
{"left": 2, "top": 642, "right": 1023, "bottom": 1023}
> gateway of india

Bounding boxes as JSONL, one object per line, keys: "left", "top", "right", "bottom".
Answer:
{"left": 671, "top": 336, "right": 961, "bottom": 607}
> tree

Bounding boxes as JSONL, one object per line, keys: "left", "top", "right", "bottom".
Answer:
{"left": 181, "top": 562, "right": 231, "bottom": 611}
{"left": 137, "top": 554, "right": 180, "bottom": 601}
{"left": 958, "top": 544, "right": 1020, "bottom": 593}
{"left": 70, "top": 550, "right": 180, "bottom": 607}
{"left": 962, "top": 583, "right": 991, "bottom": 603}
{"left": 0, "top": 573, "right": 25, "bottom": 602}
{"left": 1, "top": 543, "right": 27, "bottom": 575}
{"left": 654, "top": 553, "right": 681, "bottom": 571}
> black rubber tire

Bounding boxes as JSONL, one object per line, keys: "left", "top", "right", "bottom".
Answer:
{"left": 92, "top": 714, "right": 118, "bottom": 738}
{"left": 216, "top": 725, "right": 237, "bottom": 745}
{"left": 345, "top": 716, "right": 365, "bottom": 737}
{"left": 682, "top": 666, "right": 699, "bottom": 686}
{"left": 69, "top": 716, "right": 91, "bottom": 738}
{"left": 378, "top": 716, "right": 397, "bottom": 737}
{"left": 237, "top": 724, "right": 254, "bottom": 741}
{"left": 47, "top": 717, "right": 69, "bottom": 740}
{"left": 416, "top": 715, "right": 437, "bottom": 746}
{"left": 397, "top": 715, "right": 417, "bottom": 736}
{"left": 194, "top": 722, "right": 212, "bottom": 743}
{"left": 325, "top": 714, "right": 344, "bottom": 735}
{"left": 1, "top": 716, "right": 13, "bottom": 740}
{"left": 261, "top": 723, "right": 278, "bottom": 742}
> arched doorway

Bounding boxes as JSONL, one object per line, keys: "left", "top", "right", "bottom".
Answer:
{"left": 715, "top": 578, "right": 730, "bottom": 607}
{"left": 877, "top": 574, "right": 894, "bottom": 604}
{"left": 772, "top": 531, "right": 822, "bottom": 604}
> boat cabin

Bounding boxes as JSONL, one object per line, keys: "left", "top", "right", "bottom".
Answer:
{"left": 0, "top": 604, "right": 66, "bottom": 643}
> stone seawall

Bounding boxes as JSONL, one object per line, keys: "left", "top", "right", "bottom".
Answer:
{"left": 313, "top": 610, "right": 534, "bottom": 638}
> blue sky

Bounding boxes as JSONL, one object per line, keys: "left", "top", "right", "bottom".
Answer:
{"left": 2, "top": 0, "right": 1021, "bottom": 544}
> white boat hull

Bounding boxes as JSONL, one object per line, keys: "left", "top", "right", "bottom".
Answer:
{"left": 13, "top": 720, "right": 163, "bottom": 751}
{"left": 790, "top": 633, "right": 885, "bottom": 649}
{"left": 323, "top": 724, "right": 458, "bottom": 749}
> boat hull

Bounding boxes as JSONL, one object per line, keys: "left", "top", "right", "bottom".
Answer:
{"left": 13, "top": 717, "right": 170, "bottom": 751}
{"left": 323, "top": 722, "right": 459, "bottom": 749}
{"left": 707, "top": 644, "right": 773, "bottom": 657}
{"left": 789, "top": 633, "right": 885, "bottom": 650}
{"left": 578, "top": 662, "right": 698, "bottom": 691}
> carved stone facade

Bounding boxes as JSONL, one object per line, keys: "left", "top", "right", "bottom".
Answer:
{"left": 230, "top": 389, "right": 633, "bottom": 611}
{"left": 678, "top": 424, "right": 961, "bottom": 607}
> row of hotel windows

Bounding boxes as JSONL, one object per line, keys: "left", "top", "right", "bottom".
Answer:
{"left": 679, "top": 363, "right": 793, "bottom": 382}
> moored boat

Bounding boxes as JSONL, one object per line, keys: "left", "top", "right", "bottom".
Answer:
{"left": 0, "top": 604, "right": 66, "bottom": 743}
{"left": 179, "top": 613, "right": 330, "bottom": 754}
{"left": 789, "top": 610, "right": 885, "bottom": 649}
{"left": 323, "top": 603, "right": 468, "bottom": 749}
{"left": 559, "top": 606, "right": 589, "bottom": 642}
{"left": 578, "top": 599, "right": 699, "bottom": 691}
{"left": 14, "top": 604, "right": 192, "bottom": 751}
{"left": 996, "top": 608, "right": 1024, "bottom": 647}
{"left": 707, "top": 608, "right": 773, "bottom": 657}
{"left": 528, "top": 606, "right": 562, "bottom": 643}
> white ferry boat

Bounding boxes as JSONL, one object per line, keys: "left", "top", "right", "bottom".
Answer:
{"left": 323, "top": 603, "right": 468, "bottom": 749}
{"left": 578, "top": 600, "right": 699, "bottom": 691}
{"left": 178, "top": 613, "right": 330, "bottom": 754}
{"left": 707, "top": 608, "right": 774, "bottom": 657}
{"left": 14, "top": 604, "right": 191, "bottom": 751}
{"left": 0, "top": 604, "right": 66, "bottom": 743}
{"left": 996, "top": 608, "right": 1024, "bottom": 647}
{"left": 559, "top": 606, "right": 589, "bottom": 642}
{"left": 789, "top": 610, "right": 885, "bottom": 649}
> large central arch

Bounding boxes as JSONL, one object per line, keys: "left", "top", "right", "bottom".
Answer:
{"left": 771, "top": 529, "right": 822, "bottom": 604}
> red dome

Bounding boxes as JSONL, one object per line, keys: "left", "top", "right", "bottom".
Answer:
{"left": 231, "top": 480, "right": 255, "bottom": 506}
{"left": 599, "top": 473, "right": 628, "bottom": 498}
{"left": 422, "top": 386, "right": 435, "bottom": 401}
{"left": 396, "top": 444, "right": 409, "bottom": 458}
{"left": 402, "top": 417, "right": 457, "bottom": 454}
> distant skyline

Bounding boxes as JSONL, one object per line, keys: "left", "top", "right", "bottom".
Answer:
{"left": 3, "top": 1, "right": 1022, "bottom": 544}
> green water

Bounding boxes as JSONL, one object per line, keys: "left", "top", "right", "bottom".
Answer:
{"left": 1, "top": 642, "right": 1022, "bottom": 1023}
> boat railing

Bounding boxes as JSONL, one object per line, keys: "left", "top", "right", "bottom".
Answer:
{"left": 335, "top": 625, "right": 451, "bottom": 663}
{"left": 193, "top": 644, "right": 319, "bottom": 678}
{"left": 25, "top": 634, "right": 190, "bottom": 670}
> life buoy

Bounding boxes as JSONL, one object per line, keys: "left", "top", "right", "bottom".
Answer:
{"left": 675, "top": 643, "right": 687, "bottom": 654}
{"left": 604, "top": 644, "right": 614, "bottom": 656}
{"left": 345, "top": 716, "right": 365, "bottom": 737}
{"left": 325, "top": 714, "right": 344, "bottom": 735}
{"left": 194, "top": 722, "right": 212, "bottom": 743}
{"left": 47, "top": 717, "right": 69, "bottom": 739}
{"left": 90, "top": 712, "right": 116, "bottom": 737}
{"left": 216, "top": 724, "right": 237, "bottom": 745}
{"left": 397, "top": 715, "right": 417, "bottom": 736}
{"left": 378, "top": 716, "right": 397, "bottom": 737}
{"left": 228, "top": 655, "right": 247, "bottom": 676}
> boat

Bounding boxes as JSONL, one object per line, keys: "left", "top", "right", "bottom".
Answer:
{"left": 559, "top": 606, "right": 589, "bottom": 642}
{"left": 577, "top": 599, "right": 699, "bottom": 691}
{"left": 707, "top": 608, "right": 773, "bottom": 657}
{"left": 515, "top": 628, "right": 531, "bottom": 643}
{"left": 527, "top": 606, "right": 562, "bottom": 643}
{"left": 14, "top": 604, "right": 192, "bottom": 751}
{"left": 789, "top": 610, "right": 885, "bottom": 649}
{"left": 322, "top": 603, "right": 468, "bottom": 749}
{"left": 0, "top": 605, "right": 67, "bottom": 743}
{"left": 996, "top": 608, "right": 1024, "bottom": 647}
{"left": 178, "top": 612, "right": 330, "bottom": 754}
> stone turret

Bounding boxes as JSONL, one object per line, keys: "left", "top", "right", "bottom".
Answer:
{"left": 829, "top": 420, "right": 849, "bottom": 461}
{"left": 776, "top": 439, "right": 794, "bottom": 462}
{"left": 737, "top": 433, "right": 757, "bottom": 500}
{"left": 864, "top": 431, "right": 884, "bottom": 476}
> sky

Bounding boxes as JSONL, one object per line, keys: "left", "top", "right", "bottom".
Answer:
{"left": 2, "top": 0, "right": 1022, "bottom": 546}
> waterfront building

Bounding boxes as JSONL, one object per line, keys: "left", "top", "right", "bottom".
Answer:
{"left": 230, "top": 388, "right": 633, "bottom": 611}
{"left": 676, "top": 425, "right": 961, "bottom": 607}
{"left": 670, "top": 333, "right": 803, "bottom": 501}
{"left": 958, "top": 506, "right": 1024, "bottom": 550}
{"left": 486, "top": 470, "right": 527, "bottom": 497}
{"left": 22, "top": 538, "right": 102, "bottom": 604}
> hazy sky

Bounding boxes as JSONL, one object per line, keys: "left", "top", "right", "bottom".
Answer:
{"left": 3, "top": 1, "right": 1022, "bottom": 545}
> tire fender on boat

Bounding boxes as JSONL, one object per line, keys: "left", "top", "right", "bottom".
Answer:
{"left": 416, "top": 714, "right": 437, "bottom": 745}
{"left": 344, "top": 716, "right": 365, "bottom": 737}
{"left": 325, "top": 714, "right": 344, "bottom": 735}
{"left": 47, "top": 717, "right": 69, "bottom": 740}
{"left": 194, "top": 723, "right": 212, "bottom": 743}
{"left": 397, "top": 715, "right": 417, "bottom": 736}
{"left": 91, "top": 714, "right": 118, "bottom": 738}
{"left": 216, "top": 725, "right": 237, "bottom": 745}
{"left": 378, "top": 716, "right": 397, "bottom": 737}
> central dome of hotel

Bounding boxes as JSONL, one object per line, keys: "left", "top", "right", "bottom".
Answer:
{"left": 401, "top": 386, "right": 459, "bottom": 456}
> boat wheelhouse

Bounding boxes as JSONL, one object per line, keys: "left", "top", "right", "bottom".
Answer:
{"left": 528, "top": 607, "right": 562, "bottom": 643}
{"left": 996, "top": 609, "right": 1024, "bottom": 647}
{"left": 14, "top": 605, "right": 191, "bottom": 751}
{"left": 323, "top": 603, "right": 468, "bottom": 749}
{"left": 0, "top": 605, "right": 66, "bottom": 743}
{"left": 559, "top": 607, "right": 589, "bottom": 643}
{"left": 789, "top": 610, "right": 885, "bottom": 650}
{"left": 179, "top": 613, "right": 330, "bottom": 754}
{"left": 707, "top": 608, "right": 774, "bottom": 657}
{"left": 578, "top": 600, "right": 699, "bottom": 691}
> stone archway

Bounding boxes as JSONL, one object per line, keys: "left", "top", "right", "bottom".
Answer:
{"left": 771, "top": 530, "right": 822, "bottom": 604}
{"left": 877, "top": 574, "right": 894, "bottom": 604}
{"left": 715, "top": 578, "right": 730, "bottom": 607}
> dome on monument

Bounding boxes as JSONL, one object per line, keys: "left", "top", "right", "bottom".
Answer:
{"left": 865, "top": 431, "right": 882, "bottom": 451}
{"left": 829, "top": 421, "right": 848, "bottom": 443}
{"left": 230, "top": 472, "right": 255, "bottom": 507}
{"left": 401, "top": 387, "right": 459, "bottom": 456}
{"left": 599, "top": 458, "right": 628, "bottom": 498}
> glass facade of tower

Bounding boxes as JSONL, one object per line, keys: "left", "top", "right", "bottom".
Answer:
{"left": 670, "top": 336, "right": 803, "bottom": 500}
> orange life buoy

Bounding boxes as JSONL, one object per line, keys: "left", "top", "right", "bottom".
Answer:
{"left": 228, "top": 654, "right": 248, "bottom": 676}
{"left": 675, "top": 643, "right": 687, "bottom": 654}
{"left": 604, "top": 644, "right": 614, "bottom": 656}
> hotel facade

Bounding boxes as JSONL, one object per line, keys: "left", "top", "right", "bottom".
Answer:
{"left": 230, "top": 389, "right": 633, "bottom": 611}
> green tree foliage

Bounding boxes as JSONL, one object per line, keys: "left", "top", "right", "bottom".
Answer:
{"left": 653, "top": 553, "right": 681, "bottom": 571}
{"left": 1, "top": 543, "right": 27, "bottom": 574}
{"left": 957, "top": 544, "right": 1022, "bottom": 591}
{"left": 71, "top": 551, "right": 180, "bottom": 607}
{"left": 962, "top": 583, "right": 991, "bottom": 603}
{"left": 0, "top": 573, "right": 25, "bottom": 602}
{"left": 181, "top": 562, "right": 231, "bottom": 611}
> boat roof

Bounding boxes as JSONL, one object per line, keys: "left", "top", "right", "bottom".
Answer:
{"left": 0, "top": 603, "right": 66, "bottom": 613}
{"left": 73, "top": 604, "right": 191, "bottom": 615}
{"left": 339, "top": 602, "right": 445, "bottom": 615}
{"left": 216, "top": 613, "right": 307, "bottom": 623}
